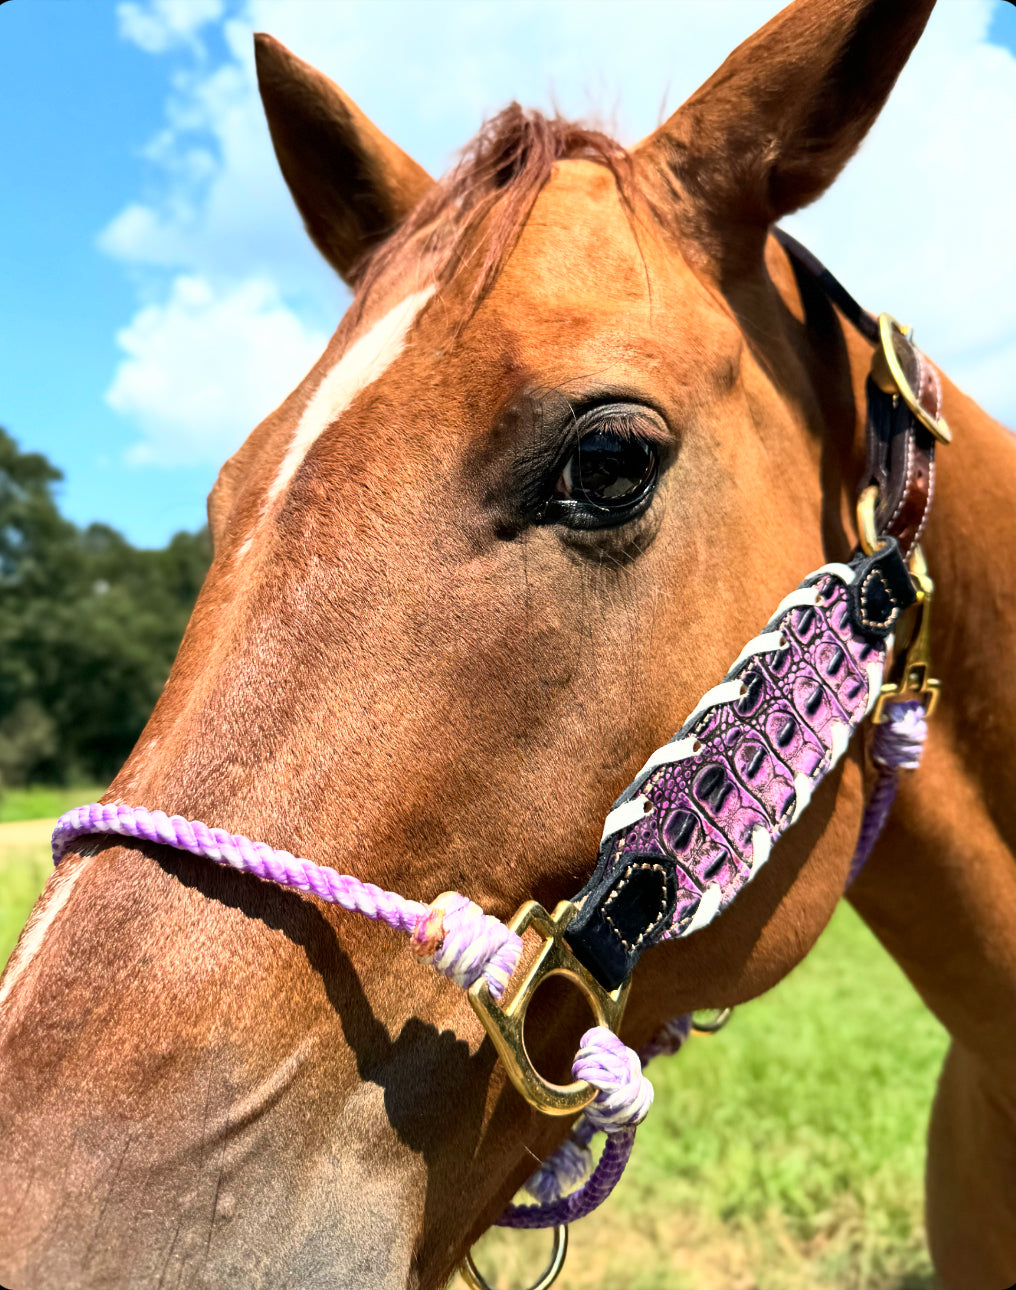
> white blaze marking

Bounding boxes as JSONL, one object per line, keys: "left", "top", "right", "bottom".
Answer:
{"left": 0, "top": 857, "right": 92, "bottom": 1007}
{"left": 266, "top": 286, "right": 435, "bottom": 506}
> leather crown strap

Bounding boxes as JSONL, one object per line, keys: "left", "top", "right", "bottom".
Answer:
{"left": 565, "top": 228, "right": 944, "bottom": 991}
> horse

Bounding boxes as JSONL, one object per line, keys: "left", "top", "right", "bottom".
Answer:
{"left": 2, "top": 0, "right": 1014, "bottom": 1285}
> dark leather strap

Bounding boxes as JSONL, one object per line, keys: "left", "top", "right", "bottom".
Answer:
{"left": 774, "top": 227, "right": 941, "bottom": 559}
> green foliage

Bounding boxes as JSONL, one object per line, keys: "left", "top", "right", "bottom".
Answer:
{"left": 0, "top": 427, "right": 210, "bottom": 787}
{"left": 474, "top": 903, "right": 946, "bottom": 1288}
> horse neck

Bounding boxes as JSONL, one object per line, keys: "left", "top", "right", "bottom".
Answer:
{"left": 840, "top": 323, "right": 1016, "bottom": 1078}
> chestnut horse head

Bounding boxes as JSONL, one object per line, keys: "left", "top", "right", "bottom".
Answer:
{"left": 6, "top": 1, "right": 1016, "bottom": 1287}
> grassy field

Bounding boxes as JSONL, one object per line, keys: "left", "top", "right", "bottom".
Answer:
{"left": 0, "top": 823, "right": 947, "bottom": 1289}
{"left": 0, "top": 784, "right": 105, "bottom": 824}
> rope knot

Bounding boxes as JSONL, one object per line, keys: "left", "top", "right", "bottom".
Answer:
{"left": 872, "top": 699, "right": 928, "bottom": 770}
{"left": 572, "top": 1026, "right": 653, "bottom": 1132}
{"left": 410, "top": 891, "right": 522, "bottom": 1000}
{"left": 524, "top": 1135, "right": 593, "bottom": 1204}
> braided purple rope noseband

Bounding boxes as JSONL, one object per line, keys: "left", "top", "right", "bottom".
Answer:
{"left": 52, "top": 803, "right": 521, "bottom": 997}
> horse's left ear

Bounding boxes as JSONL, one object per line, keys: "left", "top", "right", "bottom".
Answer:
{"left": 255, "top": 34, "right": 434, "bottom": 285}
{"left": 638, "top": 0, "right": 936, "bottom": 261}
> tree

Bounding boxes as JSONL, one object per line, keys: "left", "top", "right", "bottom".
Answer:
{"left": 0, "top": 427, "right": 211, "bottom": 787}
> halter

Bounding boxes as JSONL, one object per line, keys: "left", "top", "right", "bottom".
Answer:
{"left": 51, "top": 231, "right": 947, "bottom": 1290}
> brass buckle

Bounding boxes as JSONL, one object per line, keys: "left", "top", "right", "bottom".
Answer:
{"left": 467, "top": 900, "right": 630, "bottom": 1116}
{"left": 871, "top": 544, "right": 941, "bottom": 723}
{"left": 870, "top": 313, "right": 951, "bottom": 444}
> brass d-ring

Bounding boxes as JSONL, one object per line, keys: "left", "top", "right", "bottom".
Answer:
{"left": 855, "top": 484, "right": 884, "bottom": 557}
{"left": 467, "top": 901, "right": 630, "bottom": 1117}
{"left": 460, "top": 1225, "right": 568, "bottom": 1290}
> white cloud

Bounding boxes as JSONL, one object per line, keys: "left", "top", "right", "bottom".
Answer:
{"left": 106, "top": 274, "right": 325, "bottom": 466}
{"left": 103, "top": 0, "right": 1016, "bottom": 470}
{"left": 117, "top": 0, "right": 224, "bottom": 54}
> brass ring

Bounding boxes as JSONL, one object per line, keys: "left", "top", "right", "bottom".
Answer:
{"left": 691, "top": 1007, "right": 733, "bottom": 1034}
{"left": 460, "top": 1225, "right": 569, "bottom": 1290}
{"left": 855, "top": 484, "right": 884, "bottom": 557}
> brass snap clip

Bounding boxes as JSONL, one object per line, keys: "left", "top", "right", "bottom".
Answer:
{"left": 872, "top": 544, "right": 941, "bottom": 723}
{"left": 467, "top": 900, "right": 630, "bottom": 1116}
{"left": 870, "top": 313, "right": 951, "bottom": 444}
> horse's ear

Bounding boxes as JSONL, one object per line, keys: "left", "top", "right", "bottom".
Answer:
{"left": 254, "top": 34, "right": 434, "bottom": 285}
{"left": 638, "top": 0, "right": 936, "bottom": 263}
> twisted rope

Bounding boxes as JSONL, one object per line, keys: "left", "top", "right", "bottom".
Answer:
{"left": 52, "top": 804, "right": 521, "bottom": 999}
{"left": 499, "top": 1021, "right": 688, "bottom": 1228}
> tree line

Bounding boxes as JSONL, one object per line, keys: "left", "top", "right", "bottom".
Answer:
{"left": 0, "top": 427, "right": 211, "bottom": 790}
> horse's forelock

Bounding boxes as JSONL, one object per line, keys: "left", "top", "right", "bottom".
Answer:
{"left": 351, "top": 106, "right": 640, "bottom": 316}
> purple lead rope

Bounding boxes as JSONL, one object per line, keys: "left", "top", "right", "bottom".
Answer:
{"left": 49, "top": 702, "right": 927, "bottom": 1232}
{"left": 846, "top": 700, "right": 928, "bottom": 887}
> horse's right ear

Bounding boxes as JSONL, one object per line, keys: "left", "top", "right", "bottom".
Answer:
{"left": 254, "top": 34, "right": 434, "bottom": 286}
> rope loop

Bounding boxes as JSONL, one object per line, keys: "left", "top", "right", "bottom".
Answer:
{"left": 524, "top": 1136, "right": 593, "bottom": 1205}
{"left": 572, "top": 1027, "right": 653, "bottom": 1133}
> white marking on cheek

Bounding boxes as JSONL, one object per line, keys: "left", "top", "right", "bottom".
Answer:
{"left": 235, "top": 536, "right": 253, "bottom": 564}
{"left": 266, "top": 286, "right": 435, "bottom": 506}
{"left": 0, "top": 857, "right": 92, "bottom": 1007}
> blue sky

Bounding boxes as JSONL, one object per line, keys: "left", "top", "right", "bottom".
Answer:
{"left": 3, "top": 0, "right": 1015, "bottom": 549}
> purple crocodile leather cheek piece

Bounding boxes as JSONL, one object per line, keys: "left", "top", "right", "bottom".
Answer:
{"left": 639, "top": 574, "right": 882, "bottom": 934}
{"left": 566, "top": 555, "right": 896, "bottom": 983}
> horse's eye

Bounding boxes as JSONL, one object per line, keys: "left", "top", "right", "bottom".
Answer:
{"left": 554, "top": 430, "right": 657, "bottom": 508}
{"left": 539, "top": 419, "right": 660, "bottom": 530}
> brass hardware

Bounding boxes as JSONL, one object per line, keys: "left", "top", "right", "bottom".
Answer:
{"left": 870, "top": 313, "right": 952, "bottom": 444}
{"left": 467, "top": 901, "right": 631, "bottom": 1116}
{"left": 872, "top": 543, "right": 941, "bottom": 723}
{"left": 460, "top": 1225, "right": 569, "bottom": 1290}
{"left": 855, "top": 484, "right": 884, "bottom": 557}
{"left": 691, "top": 1007, "right": 733, "bottom": 1034}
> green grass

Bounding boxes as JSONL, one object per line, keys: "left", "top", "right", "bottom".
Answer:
{"left": 0, "top": 832, "right": 52, "bottom": 965}
{"left": 0, "top": 836, "right": 947, "bottom": 1288}
{"left": 0, "top": 783, "right": 104, "bottom": 823}
{"left": 474, "top": 905, "right": 947, "bottom": 1289}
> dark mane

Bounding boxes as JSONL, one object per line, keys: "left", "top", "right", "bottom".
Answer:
{"left": 352, "top": 105, "right": 636, "bottom": 310}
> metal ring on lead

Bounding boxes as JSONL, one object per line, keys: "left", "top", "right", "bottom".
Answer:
{"left": 691, "top": 1007, "right": 733, "bottom": 1034}
{"left": 460, "top": 1225, "right": 568, "bottom": 1290}
{"left": 855, "top": 484, "right": 885, "bottom": 557}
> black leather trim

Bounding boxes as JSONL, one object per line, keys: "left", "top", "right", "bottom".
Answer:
{"left": 567, "top": 854, "right": 678, "bottom": 990}
{"left": 846, "top": 539, "right": 916, "bottom": 641}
